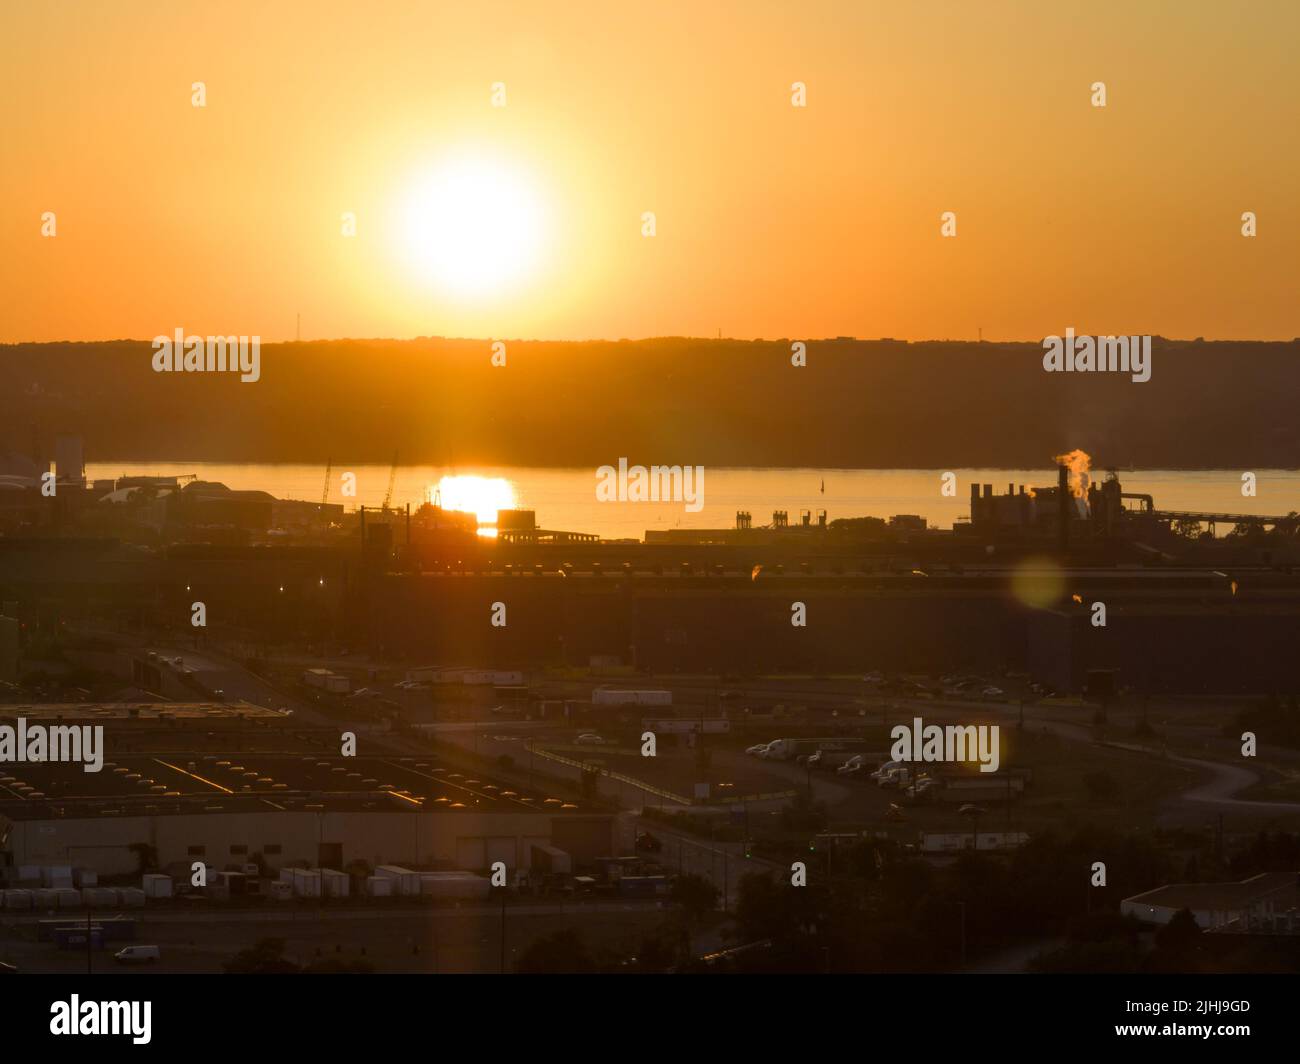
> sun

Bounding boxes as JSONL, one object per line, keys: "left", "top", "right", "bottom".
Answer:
{"left": 397, "top": 153, "right": 548, "bottom": 298}
{"left": 431, "top": 475, "right": 518, "bottom": 530}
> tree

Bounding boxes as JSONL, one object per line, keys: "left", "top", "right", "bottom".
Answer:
{"left": 670, "top": 873, "right": 719, "bottom": 923}
{"left": 1155, "top": 908, "right": 1203, "bottom": 954}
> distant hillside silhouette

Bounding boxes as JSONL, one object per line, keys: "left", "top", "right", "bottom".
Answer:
{"left": 2, "top": 338, "right": 1297, "bottom": 469}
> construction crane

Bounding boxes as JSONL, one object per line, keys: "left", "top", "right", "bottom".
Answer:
{"left": 382, "top": 451, "right": 398, "bottom": 511}
{"left": 321, "top": 457, "right": 332, "bottom": 507}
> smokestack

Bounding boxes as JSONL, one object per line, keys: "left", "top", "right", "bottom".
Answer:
{"left": 1058, "top": 464, "right": 1070, "bottom": 553}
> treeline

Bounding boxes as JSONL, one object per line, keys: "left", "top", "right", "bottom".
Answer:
{"left": 3, "top": 338, "right": 1298, "bottom": 468}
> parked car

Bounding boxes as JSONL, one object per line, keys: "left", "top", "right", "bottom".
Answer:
{"left": 876, "top": 765, "right": 914, "bottom": 788}
{"left": 836, "top": 754, "right": 865, "bottom": 776}
{"left": 870, "top": 759, "right": 904, "bottom": 782}
{"left": 575, "top": 733, "right": 606, "bottom": 746}
{"left": 906, "top": 777, "right": 940, "bottom": 802}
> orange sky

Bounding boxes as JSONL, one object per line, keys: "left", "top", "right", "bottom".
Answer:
{"left": 2, "top": 0, "right": 1297, "bottom": 343}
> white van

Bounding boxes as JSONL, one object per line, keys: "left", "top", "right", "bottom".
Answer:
{"left": 113, "top": 945, "right": 160, "bottom": 965}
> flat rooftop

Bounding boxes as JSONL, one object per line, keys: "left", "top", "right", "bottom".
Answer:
{"left": 0, "top": 751, "right": 578, "bottom": 820}
{"left": 1125, "top": 872, "right": 1298, "bottom": 911}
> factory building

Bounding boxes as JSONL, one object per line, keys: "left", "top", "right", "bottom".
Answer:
{"left": 1, "top": 804, "right": 621, "bottom": 879}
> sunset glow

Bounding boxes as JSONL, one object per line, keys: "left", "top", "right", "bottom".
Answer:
{"left": 431, "top": 474, "right": 518, "bottom": 524}
{"left": 396, "top": 152, "right": 550, "bottom": 298}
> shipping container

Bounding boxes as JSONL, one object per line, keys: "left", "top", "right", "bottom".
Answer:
{"left": 418, "top": 871, "right": 491, "bottom": 900}
{"left": 142, "top": 873, "right": 173, "bottom": 898}
{"left": 374, "top": 865, "right": 420, "bottom": 896}
{"left": 82, "top": 887, "right": 120, "bottom": 908}
{"left": 3, "top": 889, "right": 33, "bottom": 910}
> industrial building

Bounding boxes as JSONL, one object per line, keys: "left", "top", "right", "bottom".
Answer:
{"left": 0, "top": 701, "right": 621, "bottom": 883}
{"left": 2, "top": 804, "right": 620, "bottom": 880}
{"left": 1122, "top": 872, "right": 1300, "bottom": 934}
